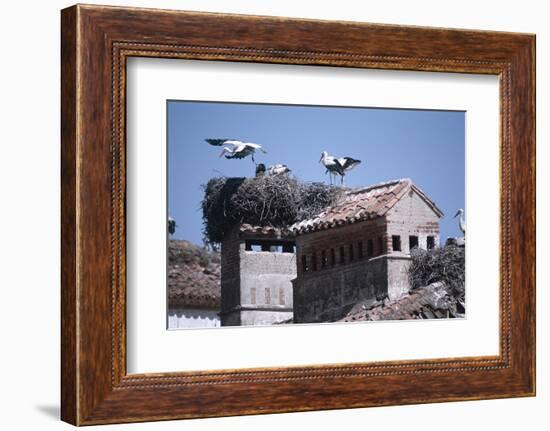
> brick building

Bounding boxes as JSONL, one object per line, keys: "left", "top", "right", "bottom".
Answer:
{"left": 290, "top": 178, "right": 443, "bottom": 323}
{"left": 219, "top": 224, "right": 296, "bottom": 326}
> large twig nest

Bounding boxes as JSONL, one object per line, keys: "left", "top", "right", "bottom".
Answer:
{"left": 201, "top": 175, "right": 342, "bottom": 244}
{"left": 409, "top": 245, "right": 465, "bottom": 303}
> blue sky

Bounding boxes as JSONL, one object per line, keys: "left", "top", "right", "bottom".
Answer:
{"left": 168, "top": 101, "right": 465, "bottom": 245}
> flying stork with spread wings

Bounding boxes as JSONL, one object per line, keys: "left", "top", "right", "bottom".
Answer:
{"left": 206, "top": 139, "right": 267, "bottom": 163}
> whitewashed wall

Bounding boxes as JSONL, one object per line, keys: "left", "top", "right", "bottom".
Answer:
{"left": 168, "top": 307, "right": 221, "bottom": 329}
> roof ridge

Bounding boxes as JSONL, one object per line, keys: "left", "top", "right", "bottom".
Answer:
{"left": 346, "top": 177, "right": 411, "bottom": 195}
{"left": 291, "top": 177, "right": 442, "bottom": 235}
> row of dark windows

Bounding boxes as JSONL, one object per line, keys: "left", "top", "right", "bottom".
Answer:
{"left": 301, "top": 238, "right": 383, "bottom": 273}
{"left": 301, "top": 235, "right": 436, "bottom": 273}
{"left": 391, "top": 235, "right": 436, "bottom": 252}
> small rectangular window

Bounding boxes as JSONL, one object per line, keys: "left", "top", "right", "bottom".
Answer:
{"left": 311, "top": 252, "right": 318, "bottom": 271}
{"left": 265, "top": 287, "right": 271, "bottom": 304}
{"left": 367, "top": 239, "right": 374, "bottom": 257}
{"left": 250, "top": 287, "right": 256, "bottom": 305}
{"left": 409, "top": 235, "right": 419, "bottom": 250}
{"left": 378, "top": 237, "right": 384, "bottom": 255}
{"left": 321, "top": 250, "right": 327, "bottom": 268}
{"left": 358, "top": 241, "right": 364, "bottom": 259}
{"left": 392, "top": 235, "right": 401, "bottom": 252}
{"left": 283, "top": 243, "right": 295, "bottom": 253}
{"left": 339, "top": 246, "right": 345, "bottom": 264}
{"left": 330, "top": 248, "right": 336, "bottom": 266}
{"left": 349, "top": 244, "right": 354, "bottom": 261}
{"left": 279, "top": 287, "right": 285, "bottom": 305}
{"left": 427, "top": 236, "right": 435, "bottom": 250}
{"left": 301, "top": 255, "right": 308, "bottom": 272}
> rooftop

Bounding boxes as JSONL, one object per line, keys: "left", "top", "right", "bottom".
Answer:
{"left": 291, "top": 178, "right": 443, "bottom": 235}
{"left": 238, "top": 223, "right": 293, "bottom": 238}
{"left": 168, "top": 240, "right": 221, "bottom": 309}
{"left": 339, "top": 281, "right": 463, "bottom": 322}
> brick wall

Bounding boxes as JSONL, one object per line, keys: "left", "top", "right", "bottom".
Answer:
{"left": 386, "top": 189, "right": 440, "bottom": 253}
{"left": 295, "top": 218, "right": 387, "bottom": 278}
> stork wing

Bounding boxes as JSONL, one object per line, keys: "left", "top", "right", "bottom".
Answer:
{"left": 205, "top": 138, "right": 239, "bottom": 146}
{"left": 227, "top": 144, "right": 251, "bottom": 159}
{"left": 233, "top": 142, "right": 248, "bottom": 153}
{"left": 327, "top": 158, "right": 345, "bottom": 175}
{"left": 243, "top": 142, "right": 267, "bottom": 153}
{"left": 339, "top": 157, "right": 361, "bottom": 171}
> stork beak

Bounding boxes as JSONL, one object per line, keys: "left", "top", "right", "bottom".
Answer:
{"left": 319, "top": 155, "right": 323, "bottom": 163}
{"left": 218, "top": 150, "right": 225, "bottom": 158}
{"left": 454, "top": 210, "right": 460, "bottom": 218}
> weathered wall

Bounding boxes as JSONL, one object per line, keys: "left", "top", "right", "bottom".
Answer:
{"left": 220, "top": 227, "right": 296, "bottom": 326}
{"left": 239, "top": 309, "right": 294, "bottom": 326}
{"left": 220, "top": 227, "right": 242, "bottom": 318}
{"left": 386, "top": 189, "right": 440, "bottom": 252}
{"left": 293, "top": 256, "right": 388, "bottom": 323}
{"left": 387, "top": 256, "right": 412, "bottom": 300}
{"left": 240, "top": 251, "right": 296, "bottom": 308}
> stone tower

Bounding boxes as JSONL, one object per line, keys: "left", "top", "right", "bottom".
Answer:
{"left": 220, "top": 224, "right": 296, "bottom": 326}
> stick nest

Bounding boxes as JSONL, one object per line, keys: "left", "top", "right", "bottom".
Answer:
{"left": 201, "top": 175, "right": 343, "bottom": 244}
{"left": 409, "top": 245, "right": 465, "bottom": 313}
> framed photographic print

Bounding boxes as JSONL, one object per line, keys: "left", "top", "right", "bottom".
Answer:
{"left": 61, "top": 4, "right": 535, "bottom": 425}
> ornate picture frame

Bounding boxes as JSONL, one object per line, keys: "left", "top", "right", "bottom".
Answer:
{"left": 61, "top": 4, "right": 535, "bottom": 425}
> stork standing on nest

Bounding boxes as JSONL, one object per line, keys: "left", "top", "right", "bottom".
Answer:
{"left": 319, "top": 151, "right": 361, "bottom": 185}
{"left": 206, "top": 139, "right": 267, "bottom": 164}
{"left": 454, "top": 208, "right": 466, "bottom": 235}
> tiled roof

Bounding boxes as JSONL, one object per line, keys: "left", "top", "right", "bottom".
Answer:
{"left": 239, "top": 223, "right": 293, "bottom": 237}
{"left": 339, "top": 282, "right": 462, "bottom": 322}
{"left": 168, "top": 240, "right": 221, "bottom": 309}
{"left": 168, "top": 265, "right": 220, "bottom": 308}
{"left": 291, "top": 178, "right": 443, "bottom": 235}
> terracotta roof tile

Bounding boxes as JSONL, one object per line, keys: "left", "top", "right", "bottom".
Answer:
{"left": 239, "top": 223, "right": 293, "bottom": 237}
{"left": 167, "top": 241, "right": 221, "bottom": 309}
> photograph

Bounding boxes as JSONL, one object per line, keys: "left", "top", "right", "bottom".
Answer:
{"left": 52, "top": 3, "right": 536, "bottom": 426}
{"left": 167, "top": 101, "right": 466, "bottom": 329}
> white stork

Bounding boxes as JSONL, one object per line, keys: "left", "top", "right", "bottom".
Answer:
{"left": 454, "top": 208, "right": 466, "bottom": 235}
{"left": 319, "top": 151, "right": 341, "bottom": 185}
{"left": 319, "top": 151, "right": 361, "bottom": 185}
{"left": 267, "top": 164, "right": 291, "bottom": 176}
{"left": 206, "top": 139, "right": 266, "bottom": 163}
